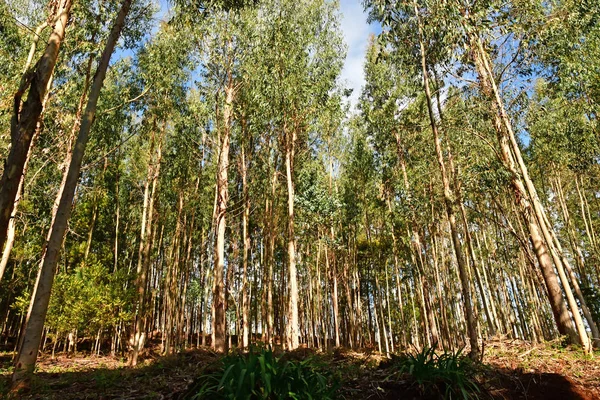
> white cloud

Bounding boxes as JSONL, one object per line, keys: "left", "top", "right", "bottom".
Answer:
{"left": 154, "top": 0, "right": 375, "bottom": 111}
{"left": 338, "top": 0, "right": 378, "bottom": 111}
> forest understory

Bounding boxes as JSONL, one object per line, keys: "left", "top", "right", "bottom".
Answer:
{"left": 1, "top": 337, "right": 600, "bottom": 399}
{"left": 2, "top": 0, "right": 600, "bottom": 398}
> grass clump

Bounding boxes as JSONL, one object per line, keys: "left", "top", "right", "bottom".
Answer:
{"left": 183, "top": 347, "right": 339, "bottom": 400}
{"left": 388, "top": 346, "right": 482, "bottom": 399}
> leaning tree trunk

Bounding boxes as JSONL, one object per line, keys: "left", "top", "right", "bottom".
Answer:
{"left": 414, "top": 0, "right": 479, "bottom": 359}
{"left": 466, "top": 29, "right": 584, "bottom": 348}
{"left": 11, "top": 0, "right": 132, "bottom": 388}
{"left": 0, "top": 71, "right": 54, "bottom": 281}
{"left": 0, "top": 0, "right": 71, "bottom": 258}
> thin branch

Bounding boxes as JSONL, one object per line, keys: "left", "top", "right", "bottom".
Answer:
{"left": 82, "top": 130, "right": 139, "bottom": 171}
{"left": 100, "top": 85, "right": 151, "bottom": 115}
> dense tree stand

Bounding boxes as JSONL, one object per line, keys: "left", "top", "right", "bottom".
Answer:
{"left": 0, "top": 0, "right": 598, "bottom": 395}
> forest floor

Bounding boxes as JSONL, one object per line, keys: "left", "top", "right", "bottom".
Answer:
{"left": 1, "top": 338, "right": 599, "bottom": 399}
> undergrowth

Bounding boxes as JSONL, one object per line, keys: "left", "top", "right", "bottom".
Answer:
{"left": 387, "top": 346, "right": 482, "bottom": 399}
{"left": 182, "top": 347, "right": 339, "bottom": 400}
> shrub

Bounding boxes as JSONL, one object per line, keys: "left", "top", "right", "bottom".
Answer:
{"left": 184, "top": 348, "right": 339, "bottom": 400}
{"left": 388, "top": 347, "right": 482, "bottom": 399}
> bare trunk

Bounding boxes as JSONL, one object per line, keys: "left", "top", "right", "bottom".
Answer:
{"left": 212, "top": 77, "right": 234, "bottom": 353}
{"left": 12, "top": 0, "right": 131, "bottom": 387}
{"left": 266, "top": 167, "right": 277, "bottom": 345}
{"left": 84, "top": 158, "right": 107, "bottom": 263}
{"left": 285, "top": 126, "right": 299, "bottom": 350}
{"left": 241, "top": 145, "right": 250, "bottom": 349}
{"left": 414, "top": 0, "right": 479, "bottom": 358}
{"left": 0, "top": 1, "right": 72, "bottom": 253}
{"left": 131, "top": 124, "right": 163, "bottom": 366}
{"left": 0, "top": 71, "right": 54, "bottom": 281}
{"left": 467, "top": 30, "right": 581, "bottom": 347}
{"left": 114, "top": 166, "right": 120, "bottom": 273}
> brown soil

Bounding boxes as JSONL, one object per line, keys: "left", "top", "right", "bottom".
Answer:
{"left": 0, "top": 339, "right": 598, "bottom": 399}
{"left": 482, "top": 338, "right": 600, "bottom": 400}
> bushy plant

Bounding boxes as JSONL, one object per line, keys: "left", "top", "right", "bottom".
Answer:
{"left": 184, "top": 348, "right": 339, "bottom": 400}
{"left": 43, "top": 260, "right": 135, "bottom": 341}
{"left": 388, "top": 347, "right": 482, "bottom": 399}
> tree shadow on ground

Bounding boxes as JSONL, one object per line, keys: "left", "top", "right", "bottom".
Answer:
{"left": 1, "top": 348, "right": 599, "bottom": 399}
{"left": 0, "top": 348, "right": 221, "bottom": 400}
{"left": 486, "top": 368, "right": 596, "bottom": 400}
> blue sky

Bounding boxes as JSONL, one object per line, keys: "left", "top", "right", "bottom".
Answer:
{"left": 338, "top": 0, "right": 379, "bottom": 109}
{"left": 154, "top": 0, "right": 377, "bottom": 109}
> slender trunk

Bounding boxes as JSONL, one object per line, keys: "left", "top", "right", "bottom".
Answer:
{"left": 0, "top": 72, "right": 54, "bottom": 281}
{"left": 540, "top": 198, "right": 600, "bottom": 344}
{"left": 327, "top": 245, "right": 340, "bottom": 347}
{"left": 575, "top": 177, "right": 598, "bottom": 254}
{"left": 0, "top": 0, "right": 72, "bottom": 252}
{"left": 114, "top": 164, "right": 120, "bottom": 273}
{"left": 458, "top": 199, "right": 496, "bottom": 336}
{"left": 467, "top": 29, "right": 582, "bottom": 347}
{"left": 414, "top": 0, "right": 479, "bottom": 358}
{"left": 212, "top": 76, "right": 234, "bottom": 353}
{"left": 131, "top": 123, "right": 163, "bottom": 366}
{"left": 554, "top": 176, "right": 588, "bottom": 283}
{"left": 84, "top": 158, "right": 107, "bottom": 263}
{"left": 12, "top": 1, "right": 131, "bottom": 387}
{"left": 267, "top": 167, "right": 277, "bottom": 345}
{"left": 386, "top": 196, "right": 406, "bottom": 347}
{"left": 22, "top": 20, "right": 50, "bottom": 74}
{"left": 241, "top": 145, "right": 250, "bottom": 349}
{"left": 285, "top": 125, "right": 299, "bottom": 350}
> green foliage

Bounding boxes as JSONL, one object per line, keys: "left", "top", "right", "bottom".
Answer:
{"left": 581, "top": 286, "right": 600, "bottom": 325}
{"left": 185, "top": 348, "right": 339, "bottom": 400}
{"left": 44, "top": 261, "right": 135, "bottom": 338}
{"left": 388, "top": 347, "right": 482, "bottom": 400}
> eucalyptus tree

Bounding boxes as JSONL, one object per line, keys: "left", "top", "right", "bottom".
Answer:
{"left": 361, "top": 37, "right": 443, "bottom": 349}
{"left": 12, "top": 0, "right": 136, "bottom": 386}
{"left": 363, "top": 0, "right": 600, "bottom": 352}
{"left": 0, "top": 0, "right": 72, "bottom": 268}
{"left": 205, "top": 0, "right": 345, "bottom": 350}
{"left": 128, "top": 18, "right": 196, "bottom": 364}
{"left": 456, "top": 0, "right": 593, "bottom": 350}
{"left": 196, "top": 9, "right": 245, "bottom": 353}
{"left": 525, "top": 1, "right": 600, "bottom": 312}
{"left": 339, "top": 118, "right": 381, "bottom": 348}
{"left": 262, "top": 0, "right": 344, "bottom": 350}
{"left": 365, "top": 0, "right": 481, "bottom": 358}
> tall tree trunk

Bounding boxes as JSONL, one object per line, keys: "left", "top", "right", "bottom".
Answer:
{"left": 113, "top": 158, "right": 121, "bottom": 273}
{"left": 0, "top": 1, "right": 72, "bottom": 253}
{"left": 212, "top": 76, "right": 234, "bottom": 353}
{"left": 265, "top": 166, "right": 277, "bottom": 345}
{"left": 414, "top": 0, "right": 479, "bottom": 358}
{"left": 0, "top": 71, "right": 54, "bottom": 281}
{"left": 467, "top": 29, "right": 583, "bottom": 347}
{"left": 131, "top": 123, "right": 163, "bottom": 366}
{"left": 284, "top": 125, "right": 299, "bottom": 350}
{"left": 540, "top": 194, "right": 600, "bottom": 344}
{"left": 11, "top": 0, "right": 132, "bottom": 387}
{"left": 241, "top": 145, "right": 250, "bottom": 349}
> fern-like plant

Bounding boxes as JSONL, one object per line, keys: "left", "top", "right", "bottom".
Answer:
{"left": 183, "top": 348, "right": 339, "bottom": 400}
{"left": 388, "top": 347, "right": 482, "bottom": 399}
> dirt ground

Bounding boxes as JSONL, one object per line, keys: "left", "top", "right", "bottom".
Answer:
{"left": 480, "top": 338, "right": 600, "bottom": 400}
{"left": 0, "top": 338, "right": 599, "bottom": 399}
